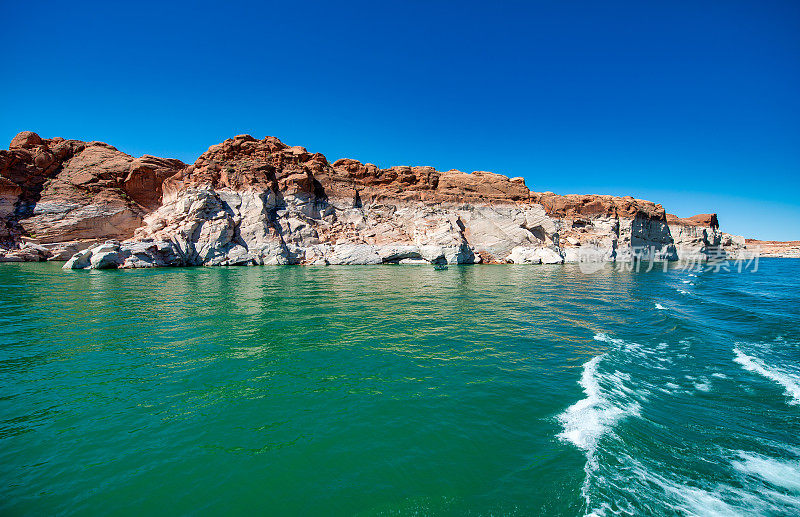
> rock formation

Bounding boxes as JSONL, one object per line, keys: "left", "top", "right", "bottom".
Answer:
{"left": 0, "top": 131, "right": 752, "bottom": 267}
{"left": 0, "top": 132, "right": 185, "bottom": 261}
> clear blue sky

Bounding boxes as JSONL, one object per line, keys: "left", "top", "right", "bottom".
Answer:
{"left": 2, "top": 1, "right": 798, "bottom": 239}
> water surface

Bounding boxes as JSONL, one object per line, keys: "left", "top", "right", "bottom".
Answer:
{"left": 1, "top": 261, "right": 799, "bottom": 515}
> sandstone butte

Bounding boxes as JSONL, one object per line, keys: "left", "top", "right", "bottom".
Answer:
{"left": 0, "top": 130, "right": 767, "bottom": 269}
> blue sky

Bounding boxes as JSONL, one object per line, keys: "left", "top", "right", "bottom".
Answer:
{"left": 2, "top": 1, "right": 798, "bottom": 239}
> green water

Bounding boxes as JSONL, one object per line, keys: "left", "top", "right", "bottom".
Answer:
{"left": 1, "top": 261, "right": 799, "bottom": 515}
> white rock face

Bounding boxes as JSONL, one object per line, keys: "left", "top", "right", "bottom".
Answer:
{"left": 63, "top": 239, "right": 182, "bottom": 269}
{"left": 508, "top": 246, "right": 565, "bottom": 264}
{"left": 668, "top": 223, "right": 746, "bottom": 261}
{"left": 326, "top": 244, "right": 382, "bottom": 265}
{"left": 38, "top": 240, "right": 95, "bottom": 261}
{"left": 62, "top": 187, "right": 744, "bottom": 269}
{"left": 88, "top": 243, "right": 123, "bottom": 269}
{"left": 19, "top": 201, "right": 143, "bottom": 244}
{"left": 554, "top": 215, "right": 677, "bottom": 263}
{"left": 63, "top": 248, "right": 93, "bottom": 269}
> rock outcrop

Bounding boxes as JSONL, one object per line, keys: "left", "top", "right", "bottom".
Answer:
{"left": 0, "top": 132, "right": 185, "bottom": 261}
{"left": 663, "top": 212, "right": 751, "bottom": 263}
{"left": 0, "top": 131, "right": 753, "bottom": 268}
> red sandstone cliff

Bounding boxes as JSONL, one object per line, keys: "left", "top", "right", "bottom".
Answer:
{"left": 161, "top": 133, "right": 664, "bottom": 216}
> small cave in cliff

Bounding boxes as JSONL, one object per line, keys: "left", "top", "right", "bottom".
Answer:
{"left": 313, "top": 178, "right": 327, "bottom": 202}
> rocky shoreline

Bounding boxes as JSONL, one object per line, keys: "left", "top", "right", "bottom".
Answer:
{"left": 0, "top": 131, "right": 783, "bottom": 269}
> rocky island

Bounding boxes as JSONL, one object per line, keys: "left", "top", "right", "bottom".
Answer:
{"left": 0, "top": 131, "right": 751, "bottom": 268}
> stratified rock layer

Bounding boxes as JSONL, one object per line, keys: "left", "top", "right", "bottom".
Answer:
{"left": 744, "top": 240, "right": 800, "bottom": 258}
{"left": 0, "top": 131, "right": 751, "bottom": 267}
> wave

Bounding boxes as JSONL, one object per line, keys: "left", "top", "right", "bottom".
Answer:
{"left": 655, "top": 303, "right": 666, "bottom": 310}
{"left": 733, "top": 348, "right": 800, "bottom": 405}
{"left": 558, "top": 335, "right": 644, "bottom": 513}
{"left": 557, "top": 355, "right": 640, "bottom": 452}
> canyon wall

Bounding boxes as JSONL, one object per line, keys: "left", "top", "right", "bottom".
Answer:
{"left": 0, "top": 132, "right": 746, "bottom": 268}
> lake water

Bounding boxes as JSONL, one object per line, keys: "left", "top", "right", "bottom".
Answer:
{"left": 1, "top": 260, "right": 799, "bottom": 515}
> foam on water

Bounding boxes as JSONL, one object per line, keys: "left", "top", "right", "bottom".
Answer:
{"left": 732, "top": 451, "right": 800, "bottom": 492}
{"left": 559, "top": 332, "right": 800, "bottom": 516}
{"left": 655, "top": 303, "right": 666, "bottom": 310}
{"left": 733, "top": 348, "right": 800, "bottom": 405}
{"left": 582, "top": 449, "right": 800, "bottom": 517}
{"left": 557, "top": 355, "right": 640, "bottom": 452}
{"left": 558, "top": 334, "right": 648, "bottom": 514}
{"left": 638, "top": 456, "right": 800, "bottom": 516}
{"left": 693, "top": 377, "right": 712, "bottom": 392}
{"left": 592, "top": 332, "right": 621, "bottom": 346}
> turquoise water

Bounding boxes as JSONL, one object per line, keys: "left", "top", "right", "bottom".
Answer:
{"left": 1, "top": 260, "right": 799, "bottom": 515}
